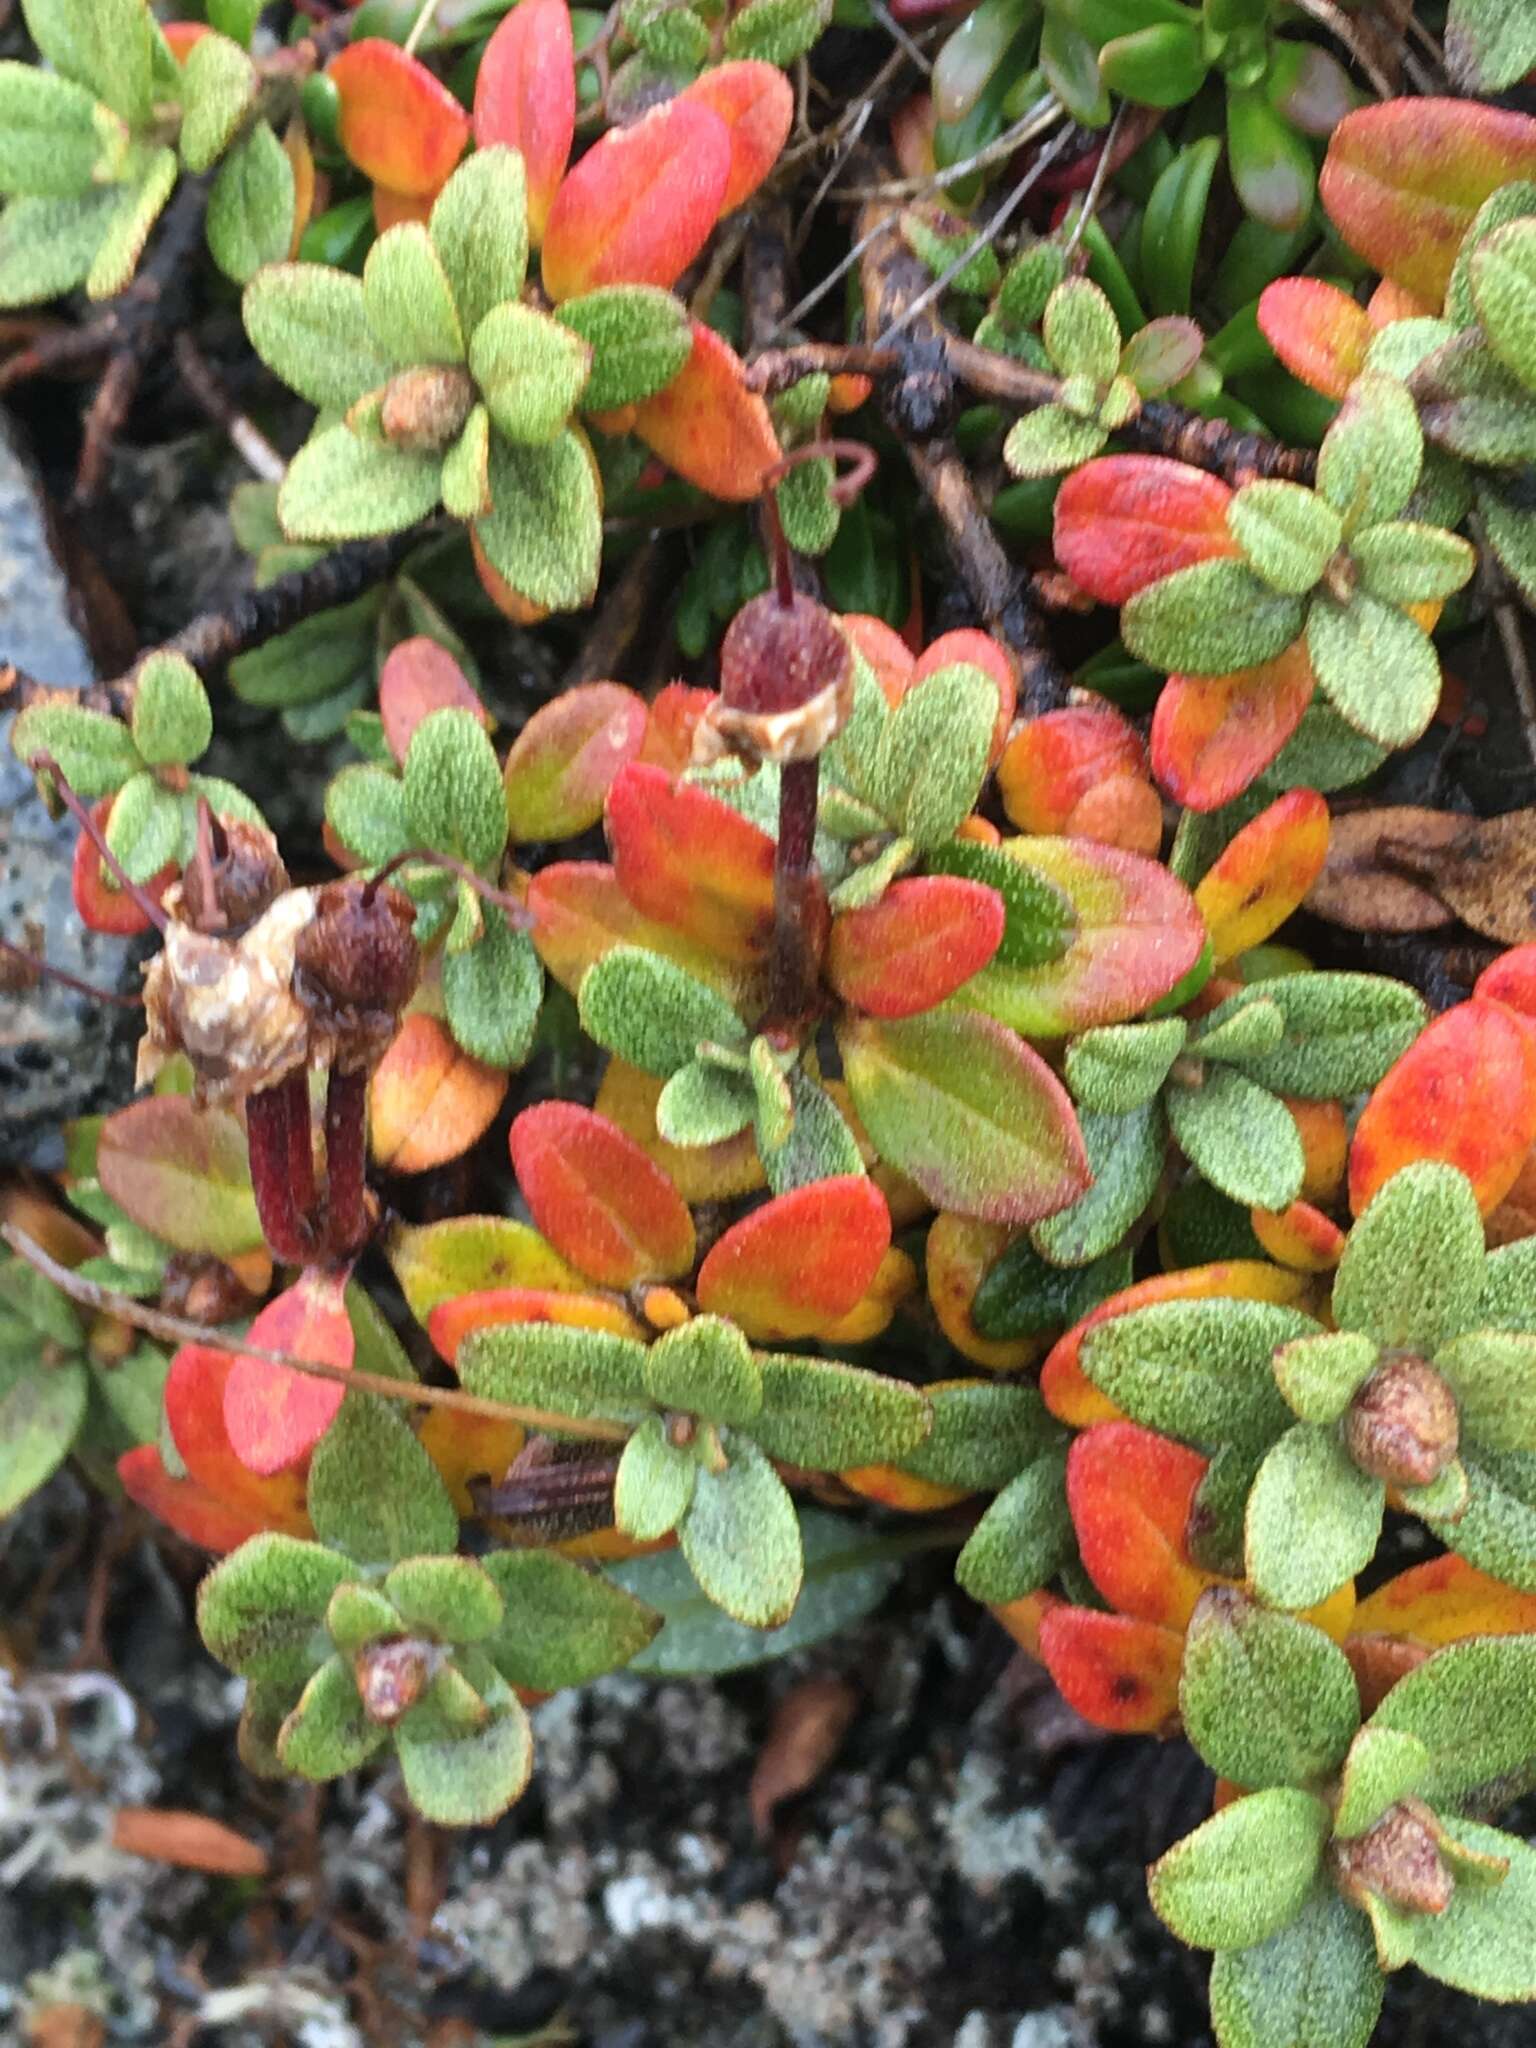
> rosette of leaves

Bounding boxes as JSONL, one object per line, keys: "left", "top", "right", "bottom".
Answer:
{"left": 325, "top": 702, "right": 542, "bottom": 1070}
{"left": 1079, "top": 1162, "right": 1536, "bottom": 1606}
{"left": 241, "top": 144, "right": 694, "bottom": 612}
{"left": 1121, "top": 372, "right": 1476, "bottom": 750}
{"left": 1002, "top": 278, "right": 1204, "bottom": 479}
{"left": 619, "top": 0, "right": 829, "bottom": 81}
{"left": 1154, "top": 1593, "right": 1536, "bottom": 2043}
{"left": 11, "top": 653, "right": 268, "bottom": 884}
{"left": 197, "top": 1393, "right": 661, "bottom": 1825}
{"left": 459, "top": 1313, "right": 932, "bottom": 1628}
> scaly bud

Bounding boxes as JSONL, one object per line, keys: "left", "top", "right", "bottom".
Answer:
{"left": 1332, "top": 1799, "right": 1454, "bottom": 1916}
{"left": 1343, "top": 1355, "right": 1460, "bottom": 1489}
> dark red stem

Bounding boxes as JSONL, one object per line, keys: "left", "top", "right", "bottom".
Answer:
{"left": 0, "top": 933, "right": 143, "bottom": 1007}
{"left": 281, "top": 1067, "right": 317, "bottom": 1223}
{"left": 323, "top": 1065, "right": 370, "bottom": 1261}
{"left": 361, "top": 848, "right": 531, "bottom": 930}
{"left": 245, "top": 1077, "right": 316, "bottom": 1267}
{"left": 29, "top": 751, "right": 169, "bottom": 933}
{"left": 771, "top": 759, "right": 823, "bottom": 1025}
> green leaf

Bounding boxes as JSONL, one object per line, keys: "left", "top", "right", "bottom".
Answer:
{"left": 243, "top": 262, "right": 396, "bottom": 411}
{"left": 0, "top": 62, "right": 122, "bottom": 198}
{"left": 655, "top": 1057, "right": 756, "bottom": 1145}
{"left": 970, "top": 1239, "right": 1133, "bottom": 1342}
{"left": 364, "top": 221, "right": 465, "bottom": 367}
{"left": 306, "top": 1393, "right": 459, "bottom": 1567}
{"left": 954, "top": 1446, "right": 1073, "bottom": 1602}
{"left": 103, "top": 770, "right": 181, "bottom": 883}
{"left": 0, "top": 1355, "right": 87, "bottom": 1516}
{"left": 429, "top": 146, "right": 527, "bottom": 340}
{"left": 1481, "top": 1237, "right": 1536, "bottom": 1333}
{"left": 608, "top": 1507, "right": 903, "bottom": 1676}
{"left": 179, "top": 31, "right": 258, "bottom": 174}
{"left": 1333, "top": 1726, "right": 1431, "bottom": 1838}
{"left": 869, "top": 663, "right": 997, "bottom": 847}
{"left": 22, "top": 0, "right": 152, "bottom": 126}
{"left": 1228, "top": 482, "right": 1341, "bottom": 596}
{"left": 1366, "top": 1636, "right": 1536, "bottom": 1804}
{"left": 11, "top": 700, "right": 140, "bottom": 797}
{"left": 1306, "top": 592, "right": 1441, "bottom": 750}
{"left": 557, "top": 284, "right": 693, "bottom": 410}
{"left": 88, "top": 141, "right": 179, "bottom": 300}
{"left": 196, "top": 1533, "right": 350, "bottom": 1687}
{"left": 324, "top": 762, "right": 411, "bottom": 867}
{"left": 396, "top": 1664, "right": 534, "bottom": 1825}
{"left": 1209, "top": 1888, "right": 1383, "bottom": 2048}
{"left": 207, "top": 119, "right": 295, "bottom": 286}
{"left": 724, "top": 0, "right": 829, "bottom": 64}
{"left": 0, "top": 189, "right": 120, "bottom": 309}
{"left": 279, "top": 1654, "right": 388, "bottom": 1780}
{"left": 470, "top": 301, "right": 590, "bottom": 445}
{"left": 925, "top": 837, "right": 1077, "bottom": 970}
{"left": 1376, "top": 1821, "right": 1536, "bottom": 1998}
{"left": 1149, "top": 1789, "right": 1332, "bottom": 1950}
{"left": 1411, "top": 331, "right": 1536, "bottom": 466}
{"left": 1480, "top": 476, "right": 1536, "bottom": 609}
{"left": 440, "top": 402, "right": 492, "bottom": 520}
{"left": 897, "top": 1380, "right": 1059, "bottom": 1491}
{"left": 1349, "top": 520, "right": 1477, "bottom": 605}
{"left": 839, "top": 1009, "right": 1089, "bottom": 1225}
{"left": 325, "top": 1582, "right": 400, "bottom": 1655}
{"left": 1472, "top": 217, "right": 1536, "bottom": 393}
{"left": 482, "top": 1547, "right": 662, "bottom": 1690}
{"left": 580, "top": 946, "right": 745, "bottom": 1078}
{"left": 1273, "top": 1331, "right": 1380, "bottom": 1425}
{"left": 1180, "top": 1590, "right": 1360, "bottom": 1788}
{"left": 1448, "top": 0, "right": 1536, "bottom": 92}
{"left": 749, "top": 1352, "right": 933, "bottom": 1469}
{"left": 475, "top": 428, "right": 602, "bottom": 612}
{"left": 458, "top": 1321, "right": 652, "bottom": 1429}
{"left": 1245, "top": 1424, "right": 1385, "bottom": 1609}
{"left": 1190, "top": 998, "right": 1286, "bottom": 1065}
{"left": 1081, "top": 1298, "right": 1311, "bottom": 1448}
{"left": 383, "top": 1556, "right": 503, "bottom": 1643}
{"left": 1122, "top": 559, "right": 1306, "bottom": 676}
{"left": 758, "top": 1065, "right": 864, "bottom": 1197}
{"left": 644, "top": 1315, "right": 761, "bottom": 1427}
{"left": 1030, "top": 1102, "right": 1167, "bottom": 1266}
{"left": 1210, "top": 973, "right": 1427, "bottom": 1100}
{"left": 615, "top": 1414, "right": 696, "bottom": 1539}
{"left": 130, "top": 651, "right": 211, "bottom": 768}
{"left": 1435, "top": 1448, "right": 1536, "bottom": 1592}
{"left": 1167, "top": 1066, "right": 1305, "bottom": 1210}
{"left": 230, "top": 591, "right": 380, "bottom": 708}
{"left": 1043, "top": 276, "right": 1121, "bottom": 382}
{"left": 441, "top": 908, "right": 541, "bottom": 1068}
{"left": 1435, "top": 1331, "right": 1536, "bottom": 1451}
{"left": 679, "top": 1436, "right": 803, "bottom": 1629}
{"left": 1333, "top": 1162, "right": 1487, "bottom": 1351}
{"left": 1002, "top": 405, "right": 1109, "bottom": 479}
{"left": 402, "top": 706, "right": 507, "bottom": 871}
{"left": 1316, "top": 371, "right": 1423, "bottom": 532}
{"left": 278, "top": 423, "right": 442, "bottom": 542}
{"left": 1065, "top": 1019, "right": 1188, "bottom": 1114}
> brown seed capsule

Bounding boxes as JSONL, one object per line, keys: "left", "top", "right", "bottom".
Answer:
{"left": 1332, "top": 1799, "right": 1454, "bottom": 1916}
{"left": 354, "top": 1637, "right": 435, "bottom": 1725}
{"left": 179, "top": 816, "right": 289, "bottom": 935}
{"left": 379, "top": 365, "right": 477, "bottom": 452}
{"left": 293, "top": 878, "right": 421, "bottom": 1073}
{"left": 1343, "top": 1355, "right": 1460, "bottom": 1488}
{"left": 696, "top": 590, "right": 855, "bottom": 768}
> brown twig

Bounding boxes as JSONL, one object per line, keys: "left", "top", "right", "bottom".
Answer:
{"left": 1, "top": 1224, "right": 633, "bottom": 1445}
{"left": 746, "top": 342, "right": 899, "bottom": 396}
{"left": 173, "top": 333, "right": 287, "bottom": 483}
{"left": 561, "top": 538, "right": 666, "bottom": 687}
{"left": 1470, "top": 510, "right": 1536, "bottom": 774}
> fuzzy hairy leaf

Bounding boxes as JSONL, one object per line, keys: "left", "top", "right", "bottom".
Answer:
{"left": 615, "top": 1414, "right": 696, "bottom": 1540}
{"left": 1367, "top": 1636, "right": 1536, "bottom": 1803}
{"left": 307, "top": 1393, "right": 458, "bottom": 1567}
{"left": 365, "top": 222, "right": 465, "bottom": 367}
{"left": 0, "top": 189, "right": 118, "bottom": 309}
{"left": 556, "top": 284, "right": 692, "bottom": 410}
{"left": 1123, "top": 559, "right": 1306, "bottom": 677}
{"left": 579, "top": 945, "right": 744, "bottom": 1077}
{"left": 475, "top": 428, "right": 602, "bottom": 611}
{"left": 1180, "top": 1591, "right": 1360, "bottom": 1787}
{"left": 1306, "top": 593, "right": 1441, "bottom": 750}
{"left": 243, "top": 263, "right": 395, "bottom": 411}
{"left": 1246, "top": 1424, "right": 1385, "bottom": 1609}
{"left": 1030, "top": 1101, "right": 1167, "bottom": 1267}
{"left": 680, "top": 1437, "right": 802, "bottom": 1629}
{"left": 1209, "top": 1888, "right": 1383, "bottom": 2048}
{"left": 749, "top": 1352, "right": 932, "bottom": 1470}
{"left": 1333, "top": 1162, "right": 1487, "bottom": 1350}
{"left": 1168, "top": 1066, "right": 1306, "bottom": 1211}
{"left": 278, "top": 424, "right": 442, "bottom": 543}
{"left": 954, "top": 1447, "right": 1073, "bottom": 1604}
{"left": 207, "top": 120, "right": 295, "bottom": 285}
{"left": 1081, "top": 1298, "right": 1312, "bottom": 1448}
{"left": 481, "top": 1547, "right": 662, "bottom": 1691}
{"left": 196, "top": 1534, "right": 349, "bottom": 1687}
{"left": 1150, "top": 1790, "right": 1331, "bottom": 1950}
{"left": 458, "top": 1321, "right": 652, "bottom": 1430}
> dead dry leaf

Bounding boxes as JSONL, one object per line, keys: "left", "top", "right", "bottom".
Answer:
{"left": 1306, "top": 807, "right": 1462, "bottom": 933}
{"left": 111, "top": 1806, "right": 269, "bottom": 1878}
{"left": 749, "top": 1676, "right": 859, "bottom": 1839}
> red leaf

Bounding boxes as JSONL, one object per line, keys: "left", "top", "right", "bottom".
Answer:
{"left": 606, "top": 760, "right": 776, "bottom": 962}
{"left": 527, "top": 857, "right": 756, "bottom": 1000}
{"left": 378, "top": 636, "right": 488, "bottom": 765}
{"left": 503, "top": 681, "right": 647, "bottom": 841}
{"left": 1053, "top": 456, "right": 1236, "bottom": 606}
{"left": 117, "top": 1446, "right": 287, "bottom": 1555}
{"left": 509, "top": 1101, "right": 695, "bottom": 1287}
{"left": 1037, "top": 1607, "right": 1185, "bottom": 1734}
{"left": 542, "top": 98, "right": 730, "bottom": 301}
{"left": 472, "top": 0, "right": 575, "bottom": 244}
{"left": 640, "top": 682, "right": 714, "bottom": 774}
{"left": 1349, "top": 997, "right": 1536, "bottom": 1215}
{"left": 696, "top": 1177, "right": 893, "bottom": 1340}
{"left": 1067, "top": 1422, "right": 1215, "bottom": 1629}
{"left": 997, "top": 706, "right": 1148, "bottom": 835}
{"left": 681, "top": 61, "right": 794, "bottom": 216}
{"left": 630, "top": 319, "right": 781, "bottom": 502}
{"left": 840, "top": 613, "right": 916, "bottom": 705}
{"left": 1151, "top": 645, "right": 1316, "bottom": 812}
{"left": 828, "top": 876, "right": 1004, "bottom": 1018}
{"left": 1477, "top": 945, "right": 1536, "bottom": 1022}
{"left": 223, "top": 1269, "right": 356, "bottom": 1476}
{"left": 72, "top": 795, "right": 175, "bottom": 935}
{"left": 1257, "top": 279, "right": 1373, "bottom": 401}
{"left": 328, "top": 40, "right": 470, "bottom": 198}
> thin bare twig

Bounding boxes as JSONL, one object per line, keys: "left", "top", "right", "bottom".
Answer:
{"left": 1471, "top": 511, "right": 1536, "bottom": 774}
{"left": 173, "top": 334, "right": 287, "bottom": 484}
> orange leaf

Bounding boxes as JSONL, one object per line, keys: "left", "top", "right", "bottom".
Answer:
{"left": 1068, "top": 1422, "right": 1218, "bottom": 1629}
{"left": 1251, "top": 1198, "right": 1347, "bottom": 1272}
{"left": 528, "top": 857, "right": 757, "bottom": 1001}
{"left": 1053, "top": 456, "right": 1236, "bottom": 606}
{"left": 819, "top": 1243, "right": 919, "bottom": 1345}
{"left": 595, "top": 1057, "right": 765, "bottom": 1205}
{"left": 1150, "top": 644, "right": 1316, "bottom": 812}
{"left": 503, "top": 682, "right": 647, "bottom": 842}
{"left": 1352, "top": 1552, "right": 1536, "bottom": 1644}
{"left": 470, "top": 528, "right": 551, "bottom": 623}
{"left": 378, "top": 636, "right": 488, "bottom": 765}
{"left": 1477, "top": 944, "right": 1536, "bottom": 1021}
{"left": 223, "top": 1268, "right": 355, "bottom": 1477}
{"left": 283, "top": 118, "right": 316, "bottom": 258}
{"left": 417, "top": 1405, "right": 525, "bottom": 1514}
{"left": 1348, "top": 996, "right": 1536, "bottom": 1215}
{"left": 828, "top": 875, "right": 1003, "bottom": 1018}
{"left": 606, "top": 760, "right": 776, "bottom": 961}
{"left": 1320, "top": 98, "right": 1536, "bottom": 306}
{"left": 696, "top": 1177, "right": 892, "bottom": 1340}
{"left": 926, "top": 1212, "right": 1045, "bottom": 1373}
{"left": 1037, "top": 1607, "right": 1185, "bottom": 1734}
{"left": 681, "top": 61, "right": 794, "bottom": 216}
{"left": 509, "top": 1101, "right": 695, "bottom": 1286}
{"left": 369, "top": 1013, "right": 508, "bottom": 1174}
{"left": 1194, "top": 787, "right": 1330, "bottom": 964}
{"left": 428, "top": 1286, "right": 645, "bottom": 1364}
{"left": 372, "top": 183, "right": 434, "bottom": 230}
{"left": 1064, "top": 774, "right": 1164, "bottom": 856}
{"left": 72, "top": 794, "right": 175, "bottom": 935}
{"left": 112, "top": 1807, "right": 268, "bottom": 1878}
{"left": 630, "top": 320, "right": 781, "bottom": 502}
{"left": 1256, "top": 279, "right": 1373, "bottom": 400}
{"left": 639, "top": 682, "right": 714, "bottom": 773}
{"left": 472, "top": 0, "right": 574, "bottom": 243}
{"left": 117, "top": 1445, "right": 297, "bottom": 1555}
{"left": 997, "top": 705, "right": 1147, "bottom": 835}
{"left": 328, "top": 40, "right": 469, "bottom": 198}
{"left": 542, "top": 98, "right": 730, "bottom": 300}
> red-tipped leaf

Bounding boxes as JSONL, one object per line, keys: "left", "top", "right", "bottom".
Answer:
{"left": 696, "top": 1177, "right": 892, "bottom": 1340}
{"left": 509, "top": 1102, "right": 695, "bottom": 1287}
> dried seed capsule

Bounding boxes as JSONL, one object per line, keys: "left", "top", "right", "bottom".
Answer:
{"left": 1332, "top": 1799, "right": 1454, "bottom": 1916}
{"left": 696, "top": 589, "right": 854, "bottom": 767}
{"left": 292, "top": 878, "right": 421, "bottom": 1073}
{"left": 1343, "top": 1355, "right": 1460, "bottom": 1488}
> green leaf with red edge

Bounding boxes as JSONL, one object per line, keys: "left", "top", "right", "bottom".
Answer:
{"left": 680, "top": 61, "right": 794, "bottom": 216}
{"left": 1193, "top": 788, "right": 1331, "bottom": 965}
{"left": 378, "top": 635, "right": 486, "bottom": 765}
{"left": 528, "top": 859, "right": 762, "bottom": 1006}
{"left": 369, "top": 1013, "right": 509, "bottom": 1174}
{"left": 1037, "top": 1606, "right": 1186, "bottom": 1733}
{"left": 1257, "top": 279, "right": 1375, "bottom": 401}
{"left": 503, "top": 682, "right": 647, "bottom": 842}
{"left": 996, "top": 704, "right": 1147, "bottom": 835}
{"left": 1349, "top": 996, "right": 1536, "bottom": 1215}
{"left": 387, "top": 1214, "right": 585, "bottom": 1324}
{"left": 1319, "top": 97, "right": 1536, "bottom": 306}
{"left": 1150, "top": 645, "right": 1316, "bottom": 812}
{"left": 96, "top": 1096, "right": 262, "bottom": 1257}
{"left": 838, "top": 1010, "right": 1090, "bottom": 1223}
{"left": 606, "top": 761, "right": 776, "bottom": 963}
{"left": 695, "top": 1177, "right": 892, "bottom": 1341}
{"left": 630, "top": 319, "right": 781, "bottom": 503}
{"left": 328, "top": 39, "right": 469, "bottom": 198}
{"left": 223, "top": 1268, "right": 356, "bottom": 1477}
{"left": 827, "top": 876, "right": 1003, "bottom": 1018}
{"left": 471, "top": 0, "right": 574, "bottom": 244}
{"left": 958, "top": 836, "right": 1207, "bottom": 1037}
{"left": 426, "top": 1287, "right": 646, "bottom": 1366}
{"left": 541, "top": 97, "right": 730, "bottom": 302}
{"left": 509, "top": 1102, "right": 695, "bottom": 1288}
{"left": 1052, "top": 456, "right": 1236, "bottom": 606}
{"left": 1067, "top": 1421, "right": 1218, "bottom": 1629}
